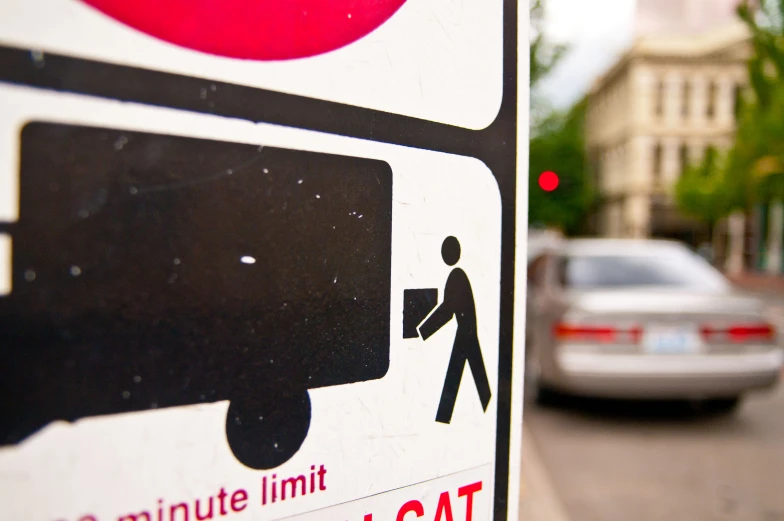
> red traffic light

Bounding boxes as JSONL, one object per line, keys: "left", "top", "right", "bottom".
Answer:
{"left": 538, "top": 171, "right": 559, "bottom": 192}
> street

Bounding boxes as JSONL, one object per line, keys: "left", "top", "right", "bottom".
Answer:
{"left": 525, "top": 386, "right": 784, "bottom": 521}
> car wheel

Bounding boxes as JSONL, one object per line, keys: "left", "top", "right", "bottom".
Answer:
{"left": 704, "top": 396, "right": 742, "bottom": 414}
{"left": 524, "top": 357, "right": 555, "bottom": 406}
{"left": 524, "top": 333, "right": 555, "bottom": 406}
{"left": 533, "top": 383, "right": 558, "bottom": 406}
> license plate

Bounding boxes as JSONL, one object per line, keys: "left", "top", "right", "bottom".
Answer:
{"left": 643, "top": 324, "right": 702, "bottom": 354}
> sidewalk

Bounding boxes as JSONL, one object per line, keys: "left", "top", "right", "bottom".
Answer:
{"left": 518, "top": 425, "right": 571, "bottom": 521}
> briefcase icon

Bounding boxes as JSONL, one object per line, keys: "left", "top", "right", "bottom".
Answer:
{"left": 403, "top": 288, "right": 439, "bottom": 339}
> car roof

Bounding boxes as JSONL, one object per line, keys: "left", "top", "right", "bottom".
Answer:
{"left": 561, "top": 238, "right": 689, "bottom": 257}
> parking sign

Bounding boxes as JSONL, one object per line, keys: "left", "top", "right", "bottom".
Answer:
{"left": 0, "top": 1, "right": 528, "bottom": 520}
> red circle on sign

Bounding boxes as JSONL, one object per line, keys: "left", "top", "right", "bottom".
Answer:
{"left": 82, "top": 0, "right": 408, "bottom": 61}
{"left": 538, "top": 171, "right": 559, "bottom": 192}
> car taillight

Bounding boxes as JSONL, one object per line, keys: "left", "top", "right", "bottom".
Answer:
{"left": 554, "top": 323, "right": 642, "bottom": 344}
{"left": 700, "top": 323, "right": 776, "bottom": 343}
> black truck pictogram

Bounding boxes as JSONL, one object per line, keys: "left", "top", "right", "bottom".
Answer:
{"left": 0, "top": 123, "right": 393, "bottom": 470}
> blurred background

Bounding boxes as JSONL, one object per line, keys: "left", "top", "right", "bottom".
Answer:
{"left": 521, "top": 1, "right": 784, "bottom": 519}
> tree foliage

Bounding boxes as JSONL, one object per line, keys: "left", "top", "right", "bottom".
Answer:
{"left": 528, "top": 100, "right": 594, "bottom": 234}
{"left": 675, "top": 148, "right": 732, "bottom": 225}
{"left": 530, "top": 0, "right": 567, "bottom": 126}
{"left": 733, "top": 0, "right": 784, "bottom": 199}
{"left": 530, "top": 0, "right": 566, "bottom": 89}
{"left": 527, "top": 1, "right": 592, "bottom": 233}
{"left": 731, "top": 83, "right": 784, "bottom": 203}
{"left": 675, "top": 0, "right": 784, "bottom": 223}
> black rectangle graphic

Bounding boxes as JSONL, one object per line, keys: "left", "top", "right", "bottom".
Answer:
{"left": 0, "top": 123, "right": 393, "bottom": 469}
{"left": 403, "top": 288, "right": 438, "bottom": 339}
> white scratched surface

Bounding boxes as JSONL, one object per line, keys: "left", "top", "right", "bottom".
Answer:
{"left": 0, "top": 84, "right": 503, "bottom": 521}
{"left": 0, "top": 0, "right": 503, "bottom": 129}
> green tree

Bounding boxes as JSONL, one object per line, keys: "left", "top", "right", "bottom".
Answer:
{"left": 675, "top": 148, "right": 732, "bottom": 238}
{"left": 669, "top": 1, "right": 784, "bottom": 271}
{"left": 530, "top": 0, "right": 566, "bottom": 126}
{"left": 676, "top": 2, "right": 784, "bottom": 225}
{"left": 732, "top": 84, "right": 784, "bottom": 204}
{"left": 528, "top": 100, "right": 594, "bottom": 234}
{"left": 528, "top": 0, "right": 592, "bottom": 233}
{"left": 731, "top": 0, "right": 784, "bottom": 201}
{"left": 530, "top": 0, "right": 566, "bottom": 89}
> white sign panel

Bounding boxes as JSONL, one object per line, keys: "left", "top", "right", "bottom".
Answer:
{"left": 0, "top": 0, "right": 503, "bottom": 129}
{"left": 0, "top": 85, "right": 501, "bottom": 520}
{"left": 0, "top": 2, "right": 527, "bottom": 520}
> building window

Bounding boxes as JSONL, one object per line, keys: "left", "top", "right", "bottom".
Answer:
{"left": 706, "top": 80, "right": 717, "bottom": 119}
{"left": 679, "top": 143, "right": 690, "bottom": 173}
{"left": 733, "top": 84, "right": 743, "bottom": 119}
{"left": 653, "top": 142, "right": 663, "bottom": 184}
{"left": 589, "top": 151, "right": 601, "bottom": 189}
{"left": 682, "top": 81, "right": 691, "bottom": 119}
{"left": 655, "top": 79, "right": 665, "bottom": 118}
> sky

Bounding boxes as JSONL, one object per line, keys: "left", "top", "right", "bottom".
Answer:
{"left": 537, "top": 0, "right": 637, "bottom": 109}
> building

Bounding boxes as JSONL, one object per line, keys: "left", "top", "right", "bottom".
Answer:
{"left": 635, "top": 0, "right": 743, "bottom": 37}
{"left": 585, "top": 21, "right": 751, "bottom": 243}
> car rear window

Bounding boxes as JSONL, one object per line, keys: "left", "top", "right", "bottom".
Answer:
{"left": 558, "top": 250, "right": 729, "bottom": 290}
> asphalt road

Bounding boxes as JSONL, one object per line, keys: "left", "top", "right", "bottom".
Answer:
{"left": 525, "top": 377, "right": 784, "bottom": 521}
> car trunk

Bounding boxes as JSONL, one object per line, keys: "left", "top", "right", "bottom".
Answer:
{"left": 557, "top": 288, "right": 774, "bottom": 353}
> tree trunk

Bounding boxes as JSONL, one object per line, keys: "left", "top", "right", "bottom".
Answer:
{"left": 726, "top": 211, "right": 746, "bottom": 275}
{"left": 710, "top": 218, "right": 722, "bottom": 267}
{"left": 766, "top": 200, "right": 783, "bottom": 274}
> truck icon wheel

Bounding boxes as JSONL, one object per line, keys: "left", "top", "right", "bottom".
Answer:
{"left": 225, "top": 388, "right": 312, "bottom": 469}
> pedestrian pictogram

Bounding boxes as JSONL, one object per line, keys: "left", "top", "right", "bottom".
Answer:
{"left": 405, "top": 237, "right": 492, "bottom": 424}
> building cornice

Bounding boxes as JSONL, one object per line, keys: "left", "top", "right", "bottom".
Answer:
{"left": 589, "top": 22, "right": 752, "bottom": 97}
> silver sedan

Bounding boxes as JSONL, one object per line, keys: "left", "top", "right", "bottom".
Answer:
{"left": 525, "top": 239, "right": 782, "bottom": 411}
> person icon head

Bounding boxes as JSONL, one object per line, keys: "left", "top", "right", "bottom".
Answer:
{"left": 441, "top": 236, "right": 461, "bottom": 266}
